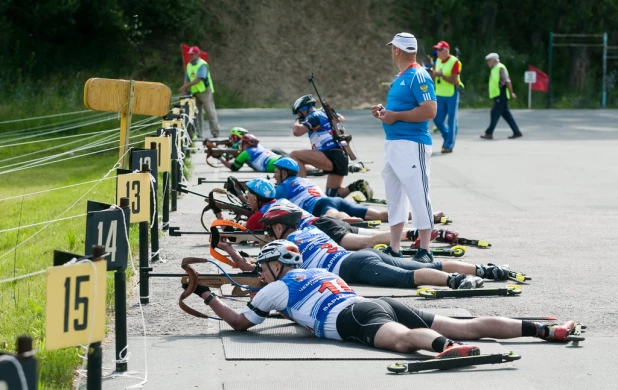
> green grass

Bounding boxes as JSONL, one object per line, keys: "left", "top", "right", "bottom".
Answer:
{"left": 0, "top": 92, "right": 162, "bottom": 388}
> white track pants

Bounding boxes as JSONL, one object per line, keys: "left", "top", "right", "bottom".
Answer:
{"left": 381, "top": 140, "right": 434, "bottom": 229}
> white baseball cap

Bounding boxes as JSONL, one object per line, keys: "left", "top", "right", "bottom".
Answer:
{"left": 387, "top": 33, "right": 417, "bottom": 53}
{"left": 485, "top": 53, "right": 499, "bottom": 61}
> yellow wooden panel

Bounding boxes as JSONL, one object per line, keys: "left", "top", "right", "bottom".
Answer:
{"left": 116, "top": 172, "right": 150, "bottom": 223}
{"left": 84, "top": 78, "right": 171, "bottom": 116}
{"left": 45, "top": 261, "right": 107, "bottom": 350}
{"left": 145, "top": 136, "right": 171, "bottom": 172}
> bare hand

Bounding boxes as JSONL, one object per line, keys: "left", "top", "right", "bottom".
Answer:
{"left": 511, "top": 92, "right": 517, "bottom": 99}
{"left": 371, "top": 104, "right": 384, "bottom": 118}
{"left": 377, "top": 108, "right": 397, "bottom": 124}
{"left": 217, "top": 240, "right": 232, "bottom": 251}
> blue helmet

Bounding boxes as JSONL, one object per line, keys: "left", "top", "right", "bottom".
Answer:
{"left": 274, "top": 157, "right": 299, "bottom": 174}
{"left": 246, "top": 178, "right": 276, "bottom": 199}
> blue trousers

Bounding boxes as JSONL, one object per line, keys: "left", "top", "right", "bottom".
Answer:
{"left": 433, "top": 92, "right": 460, "bottom": 149}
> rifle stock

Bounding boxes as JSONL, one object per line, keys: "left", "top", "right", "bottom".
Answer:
{"left": 180, "top": 274, "right": 265, "bottom": 297}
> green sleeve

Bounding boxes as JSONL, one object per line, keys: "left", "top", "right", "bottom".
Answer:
{"left": 231, "top": 150, "right": 251, "bottom": 171}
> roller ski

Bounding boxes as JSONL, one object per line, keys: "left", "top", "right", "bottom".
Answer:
{"left": 387, "top": 350, "right": 521, "bottom": 373}
{"left": 416, "top": 285, "right": 522, "bottom": 299}
{"left": 374, "top": 244, "right": 466, "bottom": 258}
{"left": 435, "top": 229, "right": 491, "bottom": 248}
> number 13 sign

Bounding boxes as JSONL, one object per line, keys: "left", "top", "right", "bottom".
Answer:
{"left": 45, "top": 261, "right": 106, "bottom": 350}
{"left": 116, "top": 171, "right": 150, "bottom": 223}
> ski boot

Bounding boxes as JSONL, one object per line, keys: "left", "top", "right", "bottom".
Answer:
{"left": 436, "top": 344, "right": 481, "bottom": 359}
{"left": 408, "top": 229, "right": 440, "bottom": 249}
{"left": 448, "top": 274, "right": 484, "bottom": 289}
{"left": 348, "top": 179, "right": 373, "bottom": 201}
{"left": 476, "top": 263, "right": 530, "bottom": 283}
{"left": 541, "top": 321, "right": 585, "bottom": 343}
{"left": 435, "top": 229, "right": 459, "bottom": 245}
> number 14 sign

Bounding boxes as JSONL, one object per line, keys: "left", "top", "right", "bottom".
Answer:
{"left": 85, "top": 201, "right": 130, "bottom": 271}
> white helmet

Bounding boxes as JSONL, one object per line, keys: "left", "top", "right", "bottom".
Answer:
{"left": 257, "top": 240, "right": 303, "bottom": 267}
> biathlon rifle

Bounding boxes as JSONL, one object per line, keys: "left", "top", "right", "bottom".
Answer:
{"left": 204, "top": 141, "right": 240, "bottom": 168}
{"left": 179, "top": 257, "right": 265, "bottom": 318}
{"left": 176, "top": 183, "right": 252, "bottom": 223}
{"left": 307, "top": 74, "right": 357, "bottom": 161}
{"left": 208, "top": 219, "right": 269, "bottom": 268}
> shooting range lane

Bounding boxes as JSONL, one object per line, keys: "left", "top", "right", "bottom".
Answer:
{"left": 102, "top": 109, "right": 618, "bottom": 389}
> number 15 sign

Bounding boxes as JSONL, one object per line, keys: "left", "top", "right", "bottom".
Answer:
{"left": 45, "top": 260, "right": 106, "bottom": 350}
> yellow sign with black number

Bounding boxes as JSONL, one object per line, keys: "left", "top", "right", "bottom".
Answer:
{"left": 116, "top": 172, "right": 150, "bottom": 223}
{"left": 45, "top": 261, "right": 107, "bottom": 350}
{"left": 162, "top": 120, "right": 183, "bottom": 130}
{"left": 179, "top": 98, "right": 195, "bottom": 118}
{"left": 144, "top": 136, "right": 171, "bottom": 172}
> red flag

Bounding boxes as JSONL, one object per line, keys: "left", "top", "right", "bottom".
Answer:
{"left": 528, "top": 65, "right": 548, "bottom": 92}
{"left": 180, "top": 44, "right": 209, "bottom": 69}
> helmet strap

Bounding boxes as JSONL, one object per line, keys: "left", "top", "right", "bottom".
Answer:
{"left": 265, "top": 261, "right": 283, "bottom": 281}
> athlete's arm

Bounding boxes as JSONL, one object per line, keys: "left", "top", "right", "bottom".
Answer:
{"left": 224, "top": 151, "right": 250, "bottom": 171}
{"left": 245, "top": 211, "right": 265, "bottom": 231}
{"left": 392, "top": 71, "right": 437, "bottom": 122}
{"left": 200, "top": 291, "right": 255, "bottom": 331}
{"left": 275, "top": 184, "right": 288, "bottom": 199}
{"left": 239, "top": 282, "right": 289, "bottom": 328}
{"left": 293, "top": 118, "right": 311, "bottom": 136}
{"left": 217, "top": 241, "right": 256, "bottom": 271}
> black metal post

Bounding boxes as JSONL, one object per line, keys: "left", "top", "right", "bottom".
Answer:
{"left": 171, "top": 159, "right": 178, "bottom": 212}
{"left": 162, "top": 172, "right": 170, "bottom": 230}
{"left": 114, "top": 198, "right": 130, "bottom": 372}
{"left": 149, "top": 142, "right": 159, "bottom": 262}
{"left": 88, "top": 245, "right": 105, "bottom": 390}
{"left": 139, "top": 221, "right": 149, "bottom": 304}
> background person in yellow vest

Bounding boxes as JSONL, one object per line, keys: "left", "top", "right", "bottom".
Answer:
{"left": 431, "top": 41, "right": 462, "bottom": 153}
{"left": 179, "top": 46, "right": 220, "bottom": 140}
{"left": 480, "top": 53, "right": 523, "bottom": 140}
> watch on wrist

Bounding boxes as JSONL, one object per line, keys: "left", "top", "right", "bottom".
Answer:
{"left": 204, "top": 293, "right": 217, "bottom": 305}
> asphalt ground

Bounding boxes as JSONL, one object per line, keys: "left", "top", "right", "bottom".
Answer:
{"left": 100, "top": 108, "right": 618, "bottom": 389}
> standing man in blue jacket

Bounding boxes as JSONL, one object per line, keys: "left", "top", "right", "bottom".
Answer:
{"left": 371, "top": 32, "right": 437, "bottom": 263}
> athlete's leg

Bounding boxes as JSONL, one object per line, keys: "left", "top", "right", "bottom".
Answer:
{"left": 430, "top": 315, "right": 523, "bottom": 340}
{"left": 289, "top": 149, "right": 333, "bottom": 177}
{"left": 326, "top": 174, "right": 345, "bottom": 197}
{"left": 374, "top": 322, "right": 442, "bottom": 353}
{"left": 364, "top": 207, "right": 388, "bottom": 221}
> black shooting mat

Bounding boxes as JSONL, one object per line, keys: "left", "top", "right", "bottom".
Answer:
{"left": 219, "top": 309, "right": 509, "bottom": 360}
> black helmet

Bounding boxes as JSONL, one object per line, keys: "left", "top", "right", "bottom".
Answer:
{"left": 292, "top": 95, "right": 316, "bottom": 114}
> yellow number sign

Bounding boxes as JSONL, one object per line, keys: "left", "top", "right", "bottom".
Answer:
{"left": 116, "top": 172, "right": 150, "bottom": 223}
{"left": 46, "top": 261, "right": 107, "bottom": 350}
{"left": 161, "top": 120, "right": 183, "bottom": 130}
{"left": 144, "top": 137, "right": 171, "bottom": 172}
{"left": 179, "top": 97, "right": 196, "bottom": 118}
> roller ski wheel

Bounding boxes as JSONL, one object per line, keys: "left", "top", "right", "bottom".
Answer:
{"left": 433, "top": 212, "right": 452, "bottom": 225}
{"left": 508, "top": 270, "right": 531, "bottom": 284}
{"left": 373, "top": 244, "right": 388, "bottom": 251}
{"left": 387, "top": 352, "right": 521, "bottom": 374}
{"left": 416, "top": 285, "right": 522, "bottom": 299}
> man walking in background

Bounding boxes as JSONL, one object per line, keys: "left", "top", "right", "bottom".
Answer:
{"left": 431, "top": 41, "right": 463, "bottom": 153}
{"left": 371, "top": 32, "right": 437, "bottom": 263}
{"left": 179, "top": 46, "right": 220, "bottom": 139}
{"left": 481, "top": 53, "right": 523, "bottom": 140}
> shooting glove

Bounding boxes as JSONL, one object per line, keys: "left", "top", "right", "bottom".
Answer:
{"left": 182, "top": 282, "right": 211, "bottom": 297}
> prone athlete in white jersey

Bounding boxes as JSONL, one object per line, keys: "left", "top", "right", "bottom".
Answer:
{"left": 184, "top": 240, "right": 581, "bottom": 356}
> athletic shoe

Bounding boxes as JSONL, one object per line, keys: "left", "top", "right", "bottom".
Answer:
{"left": 480, "top": 133, "right": 494, "bottom": 140}
{"left": 413, "top": 248, "right": 434, "bottom": 263}
{"left": 508, "top": 133, "right": 523, "bottom": 139}
{"left": 410, "top": 229, "right": 440, "bottom": 249}
{"left": 477, "top": 263, "right": 510, "bottom": 280}
{"left": 541, "top": 321, "right": 576, "bottom": 341}
{"left": 441, "top": 147, "right": 453, "bottom": 153}
{"left": 382, "top": 245, "right": 403, "bottom": 258}
{"left": 435, "top": 344, "right": 481, "bottom": 359}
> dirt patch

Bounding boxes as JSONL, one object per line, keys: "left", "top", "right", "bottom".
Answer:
{"left": 199, "top": 0, "right": 402, "bottom": 108}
